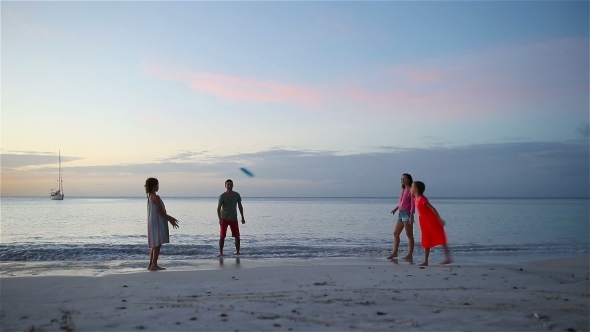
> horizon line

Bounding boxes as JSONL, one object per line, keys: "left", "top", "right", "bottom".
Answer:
{"left": 1, "top": 196, "right": 589, "bottom": 199}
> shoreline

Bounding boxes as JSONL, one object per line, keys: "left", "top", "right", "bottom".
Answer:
{"left": 1, "top": 251, "right": 588, "bottom": 277}
{"left": 2, "top": 254, "right": 589, "bottom": 331}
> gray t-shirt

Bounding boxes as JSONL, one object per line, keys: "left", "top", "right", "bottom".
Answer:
{"left": 218, "top": 191, "right": 242, "bottom": 221}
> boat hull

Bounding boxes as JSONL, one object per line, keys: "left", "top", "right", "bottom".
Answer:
{"left": 50, "top": 193, "right": 64, "bottom": 200}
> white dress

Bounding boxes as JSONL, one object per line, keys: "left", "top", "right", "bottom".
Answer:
{"left": 147, "top": 196, "right": 170, "bottom": 248}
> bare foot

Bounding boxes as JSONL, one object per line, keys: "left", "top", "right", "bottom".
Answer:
{"left": 440, "top": 258, "right": 452, "bottom": 265}
{"left": 149, "top": 265, "right": 166, "bottom": 271}
{"left": 418, "top": 262, "right": 428, "bottom": 267}
{"left": 234, "top": 251, "right": 240, "bottom": 255}
{"left": 217, "top": 252, "right": 223, "bottom": 257}
{"left": 387, "top": 252, "right": 398, "bottom": 260}
{"left": 402, "top": 255, "right": 413, "bottom": 261}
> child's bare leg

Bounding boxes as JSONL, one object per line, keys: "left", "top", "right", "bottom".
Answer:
{"left": 388, "top": 222, "right": 404, "bottom": 259}
{"left": 151, "top": 246, "right": 159, "bottom": 269}
{"left": 148, "top": 248, "right": 155, "bottom": 269}
{"left": 440, "top": 245, "right": 452, "bottom": 265}
{"left": 234, "top": 237, "right": 240, "bottom": 255}
{"left": 218, "top": 237, "right": 225, "bottom": 256}
{"left": 419, "top": 248, "right": 430, "bottom": 266}
{"left": 150, "top": 246, "right": 165, "bottom": 270}
{"left": 402, "top": 222, "right": 414, "bottom": 260}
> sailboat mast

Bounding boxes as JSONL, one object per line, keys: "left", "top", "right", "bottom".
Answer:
{"left": 59, "top": 150, "right": 62, "bottom": 192}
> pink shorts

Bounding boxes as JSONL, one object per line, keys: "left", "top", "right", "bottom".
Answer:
{"left": 220, "top": 219, "right": 240, "bottom": 238}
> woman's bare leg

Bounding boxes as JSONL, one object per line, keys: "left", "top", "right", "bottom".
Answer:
{"left": 388, "top": 222, "right": 405, "bottom": 259}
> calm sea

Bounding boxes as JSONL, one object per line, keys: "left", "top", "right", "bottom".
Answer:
{"left": 1, "top": 197, "right": 588, "bottom": 271}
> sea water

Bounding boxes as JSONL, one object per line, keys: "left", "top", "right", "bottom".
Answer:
{"left": 1, "top": 197, "right": 588, "bottom": 273}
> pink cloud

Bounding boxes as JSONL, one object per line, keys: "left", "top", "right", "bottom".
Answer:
{"left": 144, "top": 37, "right": 588, "bottom": 119}
{"left": 360, "top": 37, "right": 589, "bottom": 117}
{"left": 143, "top": 61, "right": 324, "bottom": 107}
{"left": 189, "top": 74, "right": 322, "bottom": 104}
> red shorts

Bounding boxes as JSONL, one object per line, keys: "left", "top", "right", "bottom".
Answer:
{"left": 220, "top": 219, "right": 240, "bottom": 238}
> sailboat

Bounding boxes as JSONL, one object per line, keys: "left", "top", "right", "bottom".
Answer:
{"left": 50, "top": 150, "right": 64, "bottom": 200}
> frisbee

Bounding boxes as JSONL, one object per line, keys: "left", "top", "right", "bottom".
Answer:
{"left": 240, "top": 167, "right": 254, "bottom": 177}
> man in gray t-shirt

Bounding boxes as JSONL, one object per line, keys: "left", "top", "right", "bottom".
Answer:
{"left": 217, "top": 179, "right": 245, "bottom": 256}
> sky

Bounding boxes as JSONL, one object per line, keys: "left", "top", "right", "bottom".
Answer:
{"left": 1, "top": 1, "right": 589, "bottom": 198}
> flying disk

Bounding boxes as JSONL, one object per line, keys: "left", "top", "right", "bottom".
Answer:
{"left": 240, "top": 167, "right": 255, "bottom": 177}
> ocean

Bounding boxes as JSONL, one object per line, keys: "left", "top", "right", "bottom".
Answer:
{"left": 1, "top": 197, "right": 588, "bottom": 274}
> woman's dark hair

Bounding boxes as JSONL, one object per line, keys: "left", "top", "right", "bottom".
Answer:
{"left": 144, "top": 178, "right": 159, "bottom": 202}
{"left": 225, "top": 179, "right": 233, "bottom": 185}
{"left": 401, "top": 173, "right": 414, "bottom": 189}
{"left": 413, "top": 181, "right": 426, "bottom": 195}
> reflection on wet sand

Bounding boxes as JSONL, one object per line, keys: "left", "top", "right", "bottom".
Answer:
{"left": 218, "top": 257, "right": 241, "bottom": 268}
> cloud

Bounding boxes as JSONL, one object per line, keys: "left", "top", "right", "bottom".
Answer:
{"left": 1, "top": 152, "right": 83, "bottom": 169}
{"left": 5, "top": 141, "right": 587, "bottom": 198}
{"left": 144, "top": 37, "right": 588, "bottom": 119}
{"left": 156, "top": 151, "right": 207, "bottom": 162}
{"left": 362, "top": 37, "right": 589, "bottom": 115}
{"left": 142, "top": 61, "right": 324, "bottom": 107}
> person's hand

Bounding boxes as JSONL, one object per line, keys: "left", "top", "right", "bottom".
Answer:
{"left": 219, "top": 219, "right": 222, "bottom": 225}
{"left": 171, "top": 219, "right": 180, "bottom": 229}
{"left": 241, "top": 218, "right": 246, "bottom": 224}
{"left": 440, "top": 219, "right": 446, "bottom": 226}
{"left": 390, "top": 209, "right": 395, "bottom": 215}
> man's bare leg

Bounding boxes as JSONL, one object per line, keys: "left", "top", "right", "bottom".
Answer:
{"left": 218, "top": 237, "right": 225, "bottom": 257}
{"left": 234, "top": 237, "right": 240, "bottom": 255}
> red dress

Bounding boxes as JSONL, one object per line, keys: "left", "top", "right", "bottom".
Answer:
{"left": 415, "top": 196, "right": 447, "bottom": 249}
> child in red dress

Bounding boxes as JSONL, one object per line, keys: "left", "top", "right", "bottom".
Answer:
{"left": 412, "top": 181, "right": 452, "bottom": 266}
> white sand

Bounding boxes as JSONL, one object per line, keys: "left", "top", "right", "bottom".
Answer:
{"left": 2, "top": 256, "right": 588, "bottom": 331}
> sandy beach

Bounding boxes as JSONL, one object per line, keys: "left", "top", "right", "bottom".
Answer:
{"left": 2, "top": 255, "right": 588, "bottom": 331}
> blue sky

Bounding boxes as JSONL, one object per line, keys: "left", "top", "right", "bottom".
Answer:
{"left": 1, "top": 1, "right": 588, "bottom": 197}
